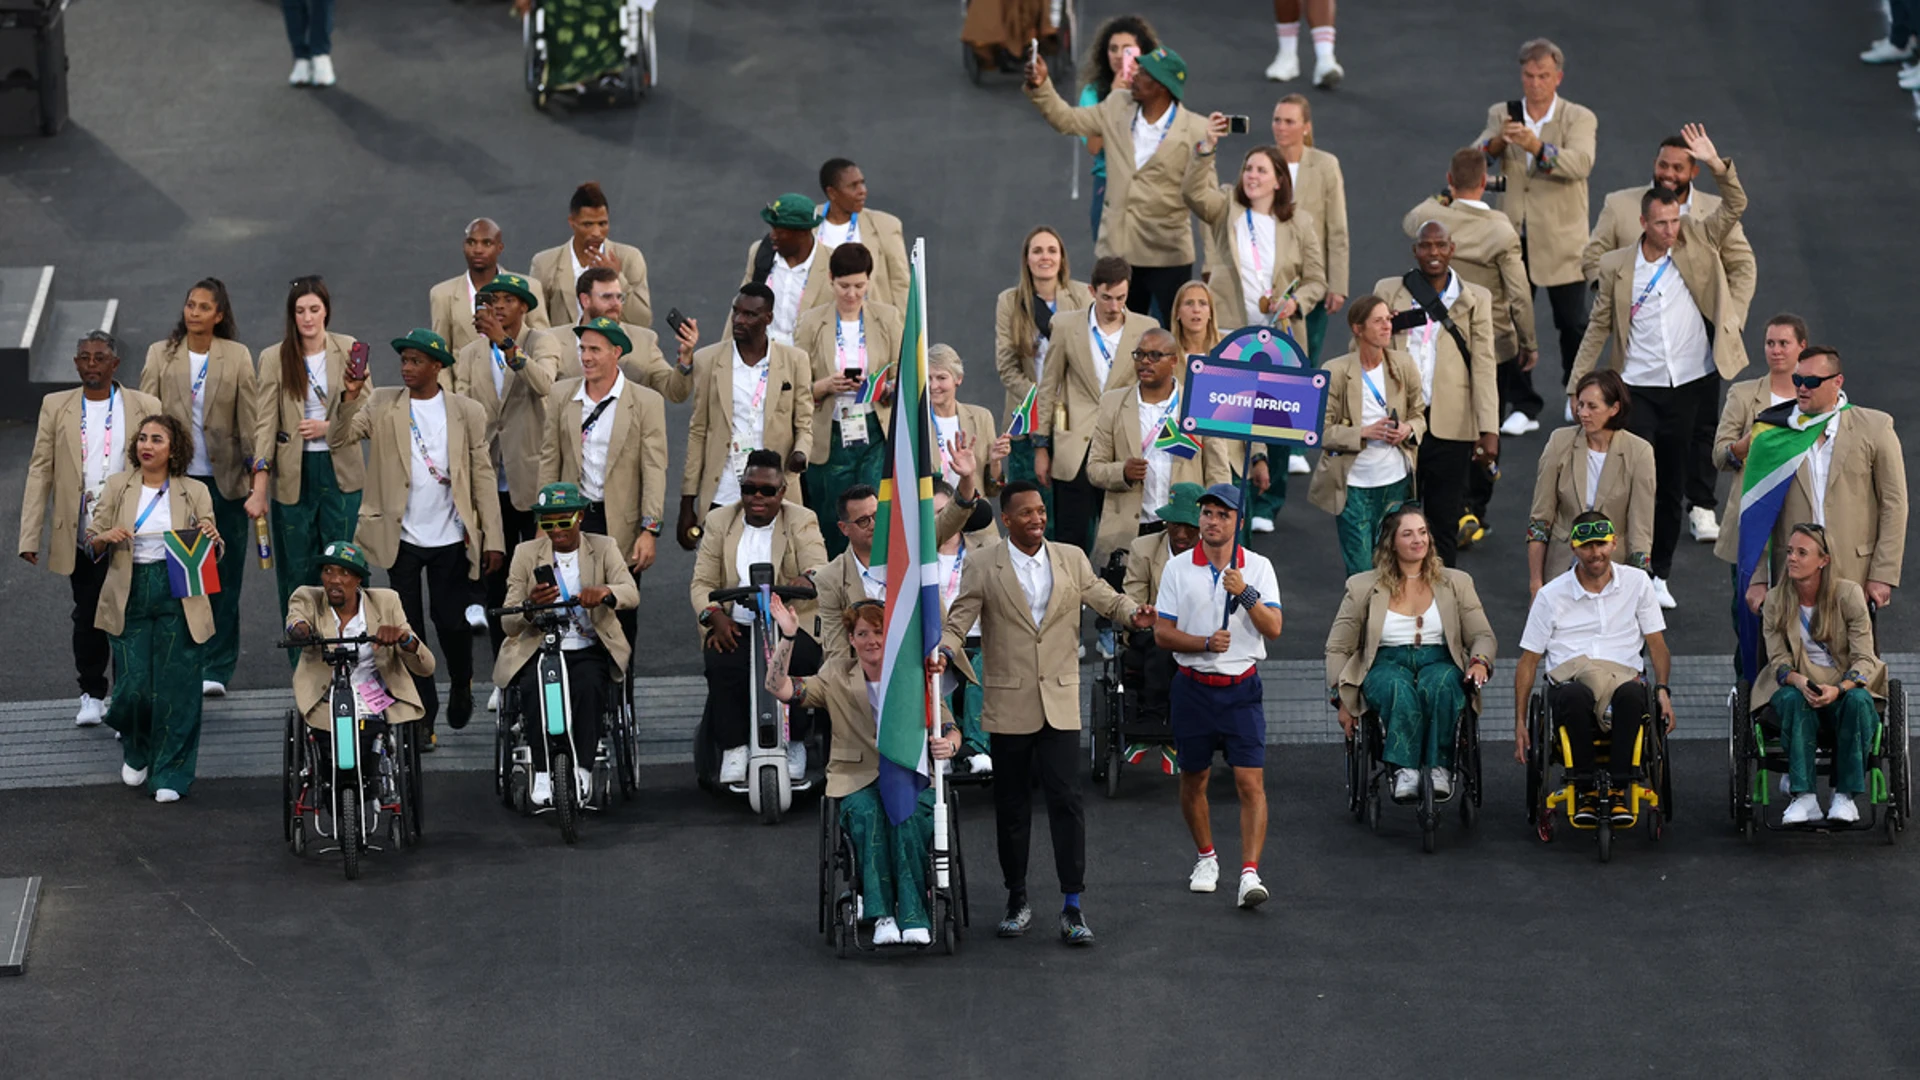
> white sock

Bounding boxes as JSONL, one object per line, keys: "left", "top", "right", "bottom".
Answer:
{"left": 1277, "top": 21, "right": 1299, "bottom": 49}
{"left": 1311, "top": 25, "right": 1337, "bottom": 62}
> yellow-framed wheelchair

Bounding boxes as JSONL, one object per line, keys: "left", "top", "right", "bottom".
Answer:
{"left": 1524, "top": 679, "right": 1672, "bottom": 863}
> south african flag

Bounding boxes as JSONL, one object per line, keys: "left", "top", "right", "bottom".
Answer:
{"left": 163, "top": 529, "right": 221, "bottom": 599}
{"left": 1006, "top": 385, "right": 1040, "bottom": 437}
{"left": 1153, "top": 418, "right": 1201, "bottom": 460}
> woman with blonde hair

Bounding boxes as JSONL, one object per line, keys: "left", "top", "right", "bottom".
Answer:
{"left": 994, "top": 226, "right": 1092, "bottom": 523}
{"left": 1309, "top": 296, "right": 1425, "bottom": 575}
{"left": 1270, "top": 93, "right": 1349, "bottom": 361}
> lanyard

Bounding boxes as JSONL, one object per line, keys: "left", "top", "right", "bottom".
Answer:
{"left": 408, "top": 406, "right": 450, "bottom": 486}
{"left": 942, "top": 539, "right": 967, "bottom": 606}
{"left": 190, "top": 353, "right": 211, "bottom": 403}
{"left": 834, "top": 314, "right": 867, "bottom": 375}
{"left": 305, "top": 358, "right": 329, "bottom": 411}
{"left": 1359, "top": 366, "right": 1389, "bottom": 412}
{"left": 552, "top": 556, "right": 594, "bottom": 637}
{"left": 744, "top": 359, "right": 771, "bottom": 410}
{"left": 1135, "top": 101, "right": 1178, "bottom": 146}
{"left": 84, "top": 388, "right": 117, "bottom": 491}
{"left": 580, "top": 393, "right": 616, "bottom": 441}
{"left": 1242, "top": 208, "right": 1268, "bottom": 278}
{"left": 490, "top": 343, "right": 509, "bottom": 375}
{"left": 1141, "top": 388, "right": 1180, "bottom": 456}
{"left": 133, "top": 480, "right": 169, "bottom": 531}
{"left": 1629, "top": 255, "right": 1673, "bottom": 319}
{"left": 1090, "top": 310, "right": 1115, "bottom": 369}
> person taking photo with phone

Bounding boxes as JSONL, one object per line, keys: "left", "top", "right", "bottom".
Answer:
{"left": 554, "top": 267, "right": 698, "bottom": 402}
{"left": 795, "top": 243, "right": 903, "bottom": 557}
{"left": 429, "top": 218, "right": 549, "bottom": 356}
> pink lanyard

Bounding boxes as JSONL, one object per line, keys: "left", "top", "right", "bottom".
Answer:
{"left": 942, "top": 540, "right": 967, "bottom": 606}
{"left": 1141, "top": 388, "right": 1180, "bottom": 456}
{"left": 408, "top": 406, "right": 450, "bottom": 485}
{"left": 834, "top": 314, "right": 867, "bottom": 374}
{"left": 746, "top": 360, "right": 770, "bottom": 410}
{"left": 84, "top": 387, "right": 116, "bottom": 488}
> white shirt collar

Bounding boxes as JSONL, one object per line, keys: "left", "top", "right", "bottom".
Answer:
{"left": 1454, "top": 197, "right": 1490, "bottom": 211}
{"left": 574, "top": 372, "right": 626, "bottom": 404}
{"left": 1009, "top": 543, "right": 1049, "bottom": 571}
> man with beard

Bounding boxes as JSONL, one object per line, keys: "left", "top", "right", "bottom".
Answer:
{"left": 553, "top": 266, "right": 697, "bottom": 403}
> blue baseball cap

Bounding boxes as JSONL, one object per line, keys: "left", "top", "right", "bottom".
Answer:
{"left": 1197, "top": 483, "right": 1243, "bottom": 514}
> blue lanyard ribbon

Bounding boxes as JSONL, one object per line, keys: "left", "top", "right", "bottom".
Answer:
{"left": 1629, "top": 255, "right": 1672, "bottom": 319}
{"left": 134, "top": 480, "right": 169, "bottom": 531}
{"left": 1359, "top": 366, "right": 1388, "bottom": 411}
{"left": 834, "top": 313, "right": 867, "bottom": 373}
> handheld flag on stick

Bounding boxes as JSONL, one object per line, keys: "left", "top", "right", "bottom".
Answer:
{"left": 1733, "top": 398, "right": 1850, "bottom": 680}
{"left": 163, "top": 529, "right": 222, "bottom": 600}
{"left": 855, "top": 362, "right": 896, "bottom": 406}
{"left": 1006, "top": 385, "right": 1040, "bottom": 438}
{"left": 1154, "top": 418, "right": 1200, "bottom": 460}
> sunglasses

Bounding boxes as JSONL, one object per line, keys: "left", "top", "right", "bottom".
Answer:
{"left": 1569, "top": 519, "right": 1617, "bottom": 545}
{"left": 1791, "top": 372, "right": 1839, "bottom": 390}
{"left": 536, "top": 513, "right": 581, "bottom": 531}
{"left": 741, "top": 483, "right": 783, "bottom": 498}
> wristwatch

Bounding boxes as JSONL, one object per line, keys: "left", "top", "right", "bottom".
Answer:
{"left": 698, "top": 605, "right": 721, "bottom": 627}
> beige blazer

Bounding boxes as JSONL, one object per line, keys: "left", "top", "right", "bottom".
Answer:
{"left": 688, "top": 502, "right": 830, "bottom": 631}
{"left": 1184, "top": 163, "right": 1326, "bottom": 340}
{"left": 1372, "top": 273, "right": 1499, "bottom": 441}
{"left": 428, "top": 270, "right": 550, "bottom": 357}
{"left": 1121, "top": 530, "right": 1175, "bottom": 606}
{"left": 843, "top": 207, "right": 912, "bottom": 315}
{"left": 139, "top": 338, "right": 258, "bottom": 499}
{"left": 1570, "top": 161, "right": 1751, "bottom": 391}
{"left": 537, "top": 375, "right": 668, "bottom": 558}
{"left": 796, "top": 656, "right": 959, "bottom": 800}
{"left": 1527, "top": 426, "right": 1656, "bottom": 576}
{"left": 1033, "top": 307, "right": 1157, "bottom": 480}
{"left": 1292, "top": 147, "right": 1350, "bottom": 298}
{"left": 993, "top": 280, "right": 1094, "bottom": 427}
{"left": 255, "top": 334, "right": 370, "bottom": 506}
{"left": 1307, "top": 350, "right": 1429, "bottom": 515}
{"left": 1084, "top": 386, "right": 1232, "bottom": 564}
{"left": 551, "top": 320, "right": 693, "bottom": 404}
{"left": 1027, "top": 80, "right": 1212, "bottom": 267}
{"left": 1475, "top": 98, "right": 1598, "bottom": 287}
{"left": 794, "top": 299, "right": 904, "bottom": 464}
{"left": 1752, "top": 405, "right": 1907, "bottom": 589}
{"left": 1323, "top": 568, "right": 1498, "bottom": 715}
{"left": 530, "top": 240, "right": 652, "bottom": 328}
{"left": 1755, "top": 577, "right": 1887, "bottom": 712}
{"left": 86, "top": 471, "right": 215, "bottom": 641}
{"left": 941, "top": 540, "right": 1136, "bottom": 735}
{"left": 288, "top": 586, "right": 435, "bottom": 729}
{"left": 492, "top": 533, "right": 640, "bottom": 685}
{"left": 1401, "top": 196, "right": 1537, "bottom": 360}
{"left": 19, "top": 384, "right": 162, "bottom": 576}
{"left": 328, "top": 388, "right": 503, "bottom": 577}
{"left": 1584, "top": 185, "right": 1756, "bottom": 324}
{"left": 682, "top": 341, "right": 813, "bottom": 518}
{"left": 741, "top": 239, "right": 835, "bottom": 318}
{"left": 449, "top": 328, "right": 562, "bottom": 512}
{"left": 816, "top": 498, "right": 988, "bottom": 659}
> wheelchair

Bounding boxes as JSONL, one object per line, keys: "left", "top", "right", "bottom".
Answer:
{"left": 1727, "top": 677, "right": 1909, "bottom": 842}
{"left": 1088, "top": 550, "right": 1174, "bottom": 797}
{"left": 279, "top": 633, "right": 424, "bottom": 881}
{"left": 1343, "top": 685, "right": 1482, "bottom": 854}
{"left": 960, "top": 0, "right": 1077, "bottom": 89}
{"left": 523, "top": 0, "right": 657, "bottom": 111}
{"left": 1524, "top": 679, "right": 1671, "bottom": 863}
{"left": 818, "top": 774, "right": 974, "bottom": 958}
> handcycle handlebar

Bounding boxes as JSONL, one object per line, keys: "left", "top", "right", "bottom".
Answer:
{"left": 277, "top": 632, "right": 379, "bottom": 650}
{"left": 489, "top": 598, "right": 584, "bottom": 619}
{"left": 708, "top": 582, "right": 817, "bottom": 605}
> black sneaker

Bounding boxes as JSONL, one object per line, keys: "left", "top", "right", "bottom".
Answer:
{"left": 997, "top": 896, "right": 1031, "bottom": 938}
{"left": 1609, "top": 796, "right": 1635, "bottom": 826}
{"left": 1571, "top": 796, "right": 1599, "bottom": 826}
{"left": 446, "top": 685, "right": 473, "bottom": 731}
{"left": 1058, "top": 906, "right": 1095, "bottom": 946}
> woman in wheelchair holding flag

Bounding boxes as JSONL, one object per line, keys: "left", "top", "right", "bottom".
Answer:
{"left": 1761, "top": 523, "right": 1885, "bottom": 826}
{"left": 1326, "top": 503, "right": 1495, "bottom": 802}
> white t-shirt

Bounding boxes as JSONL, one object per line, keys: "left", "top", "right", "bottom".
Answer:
{"left": 1233, "top": 210, "right": 1278, "bottom": 328}
{"left": 767, "top": 245, "right": 817, "bottom": 346}
{"left": 818, "top": 213, "right": 860, "bottom": 248}
{"left": 1401, "top": 271, "right": 1460, "bottom": 404}
{"left": 186, "top": 350, "right": 213, "bottom": 476}
{"left": 1518, "top": 564, "right": 1665, "bottom": 674}
{"left": 1807, "top": 428, "right": 1835, "bottom": 526}
{"left": 401, "top": 392, "right": 464, "bottom": 548}
{"left": 302, "top": 351, "right": 330, "bottom": 451}
{"left": 730, "top": 519, "right": 777, "bottom": 623}
{"left": 1154, "top": 545, "right": 1282, "bottom": 676}
{"left": 1007, "top": 542, "right": 1054, "bottom": 628}
{"left": 1622, "top": 246, "right": 1713, "bottom": 388}
{"left": 554, "top": 549, "right": 598, "bottom": 650}
{"left": 1584, "top": 447, "right": 1607, "bottom": 510}
{"left": 568, "top": 246, "right": 589, "bottom": 306}
{"left": 1088, "top": 308, "right": 1121, "bottom": 389}
{"left": 1378, "top": 598, "right": 1444, "bottom": 648}
{"left": 79, "top": 390, "right": 127, "bottom": 543}
{"left": 938, "top": 542, "right": 980, "bottom": 638}
{"left": 1132, "top": 102, "right": 1178, "bottom": 170}
{"left": 1346, "top": 363, "right": 1408, "bottom": 488}
{"left": 833, "top": 316, "right": 872, "bottom": 428}
{"left": 714, "top": 343, "right": 770, "bottom": 508}
{"left": 1134, "top": 390, "right": 1180, "bottom": 522}
{"left": 131, "top": 482, "right": 172, "bottom": 565}
{"left": 1798, "top": 605, "right": 1836, "bottom": 669}
{"left": 575, "top": 374, "right": 624, "bottom": 502}
{"left": 932, "top": 411, "right": 963, "bottom": 486}
{"left": 340, "top": 607, "right": 382, "bottom": 700}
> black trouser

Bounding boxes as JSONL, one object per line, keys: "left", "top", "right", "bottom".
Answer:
{"left": 990, "top": 724, "right": 1086, "bottom": 896}
{"left": 480, "top": 491, "right": 535, "bottom": 655}
{"left": 1127, "top": 263, "right": 1192, "bottom": 328}
{"left": 1623, "top": 372, "right": 1720, "bottom": 578}
{"left": 389, "top": 540, "right": 474, "bottom": 730}
{"left": 1050, "top": 465, "right": 1101, "bottom": 556}
{"left": 511, "top": 643, "right": 610, "bottom": 773}
{"left": 1550, "top": 679, "right": 1649, "bottom": 778}
{"left": 1686, "top": 373, "right": 1723, "bottom": 512}
{"left": 1121, "top": 631, "right": 1177, "bottom": 729}
{"left": 1513, "top": 234, "right": 1588, "bottom": 415}
{"left": 69, "top": 552, "right": 112, "bottom": 698}
{"left": 705, "top": 628, "right": 820, "bottom": 747}
{"left": 1464, "top": 453, "right": 1496, "bottom": 522}
{"left": 1416, "top": 434, "right": 1474, "bottom": 567}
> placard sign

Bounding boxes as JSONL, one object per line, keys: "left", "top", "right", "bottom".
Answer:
{"left": 1178, "top": 326, "right": 1326, "bottom": 449}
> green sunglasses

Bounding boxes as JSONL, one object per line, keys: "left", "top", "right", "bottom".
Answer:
{"left": 1569, "top": 519, "right": 1617, "bottom": 546}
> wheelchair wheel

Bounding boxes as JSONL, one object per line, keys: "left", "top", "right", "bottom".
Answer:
{"left": 1526, "top": 691, "right": 1551, "bottom": 840}
{"left": 1089, "top": 679, "right": 1110, "bottom": 784}
{"left": 949, "top": 790, "right": 971, "bottom": 929}
{"left": 1889, "top": 680, "right": 1910, "bottom": 823}
{"left": 961, "top": 41, "right": 984, "bottom": 85}
{"left": 616, "top": 701, "right": 639, "bottom": 801}
{"left": 1343, "top": 735, "right": 1367, "bottom": 823}
{"left": 1457, "top": 706, "right": 1482, "bottom": 828}
{"left": 395, "top": 726, "right": 421, "bottom": 850}
{"left": 495, "top": 700, "right": 515, "bottom": 807}
{"left": 817, "top": 798, "right": 834, "bottom": 935}
{"left": 1596, "top": 816, "right": 1612, "bottom": 864}
{"left": 522, "top": 13, "right": 548, "bottom": 109}
{"left": 1728, "top": 682, "right": 1752, "bottom": 830}
{"left": 282, "top": 709, "right": 300, "bottom": 843}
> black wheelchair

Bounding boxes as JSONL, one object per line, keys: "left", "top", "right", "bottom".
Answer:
{"left": 1088, "top": 550, "right": 1175, "bottom": 797}
{"left": 1524, "top": 679, "right": 1671, "bottom": 863}
{"left": 818, "top": 773, "right": 979, "bottom": 958}
{"left": 1727, "top": 677, "right": 1909, "bottom": 842}
{"left": 960, "top": 0, "right": 1077, "bottom": 88}
{"left": 1342, "top": 683, "right": 1482, "bottom": 853}
{"left": 522, "top": 0, "right": 657, "bottom": 110}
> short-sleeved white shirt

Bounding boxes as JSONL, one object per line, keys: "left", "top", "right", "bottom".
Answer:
{"left": 1518, "top": 563, "right": 1665, "bottom": 673}
{"left": 1155, "top": 544, "right": 1282, "bottom": 676}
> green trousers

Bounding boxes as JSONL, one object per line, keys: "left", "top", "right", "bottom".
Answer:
{"left": 840, "top": 785, "right": 936, "bottom": 929}
{"left": 1335, "top": 477, "right": 1411, "bottom": 577}
{"left": 1364, "top": 645, "right": 1466, "bottom": 770}
{"left": 273, "top": 452, "right": 363, "bottom": 666}
{"left": 544, "top": 0, "right": 628, "bottom": 85}
{"left": 806, "top": 415, "right": 886, "bottom": 559}
{"left": 946, "top": 645, "right": 989, "bottom": 756}
{"left": 1003, "top": 438, "right": 1056, "bottom": 539}
{"left": 1772, "top": 685, "right": 1878, "bottom": 796}
{"left": 106, "top": 563, "right": 205, "bottom": 795}
{"left": 1305, "top": 302, "right": 1331, "bottom": 364}
{"left": 189, "top": 477, "right": 249, "bottom": 684}
{"left": 1244, "top": 447, "right": 1289, "bottom": 523}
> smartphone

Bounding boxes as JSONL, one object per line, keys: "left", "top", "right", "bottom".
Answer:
{"left": 1027, "top": 37, "right": 1039, "bottom": 64}
{"left": 1506, "top": 99, "right": 1525, "bottom": 123}
{"left": 474, "top": 292, "right": 490, "bottom": 312}
{"left": 534, "top": 565, "right": 556, "bottom": 591}
{"left": 1118, "top": 43, "right": 1140, "bottom": 81}
{"left": 842, "top": 368, "right": 863, "bottom": 382}
{"left": 347, "top": 342, "right": 370, "bottom": 380}
{"left": 1226, "top": 115, "right": 1250, "bottom": 135}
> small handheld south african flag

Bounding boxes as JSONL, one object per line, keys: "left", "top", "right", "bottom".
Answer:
{"left": 1153, "top": 418, "right": 1201, "bottom": 460}
{"left": 1126, "top": 743, "right": 1179, "bottom": 776}
{"left": 163, "top": 529, "right": 222, "bottom": 599}
{"left": 1006, "top": 385, "right": 1040, "bottom": 437}
{"left": 855, "top": 362, "right": 895, "bottom": 406}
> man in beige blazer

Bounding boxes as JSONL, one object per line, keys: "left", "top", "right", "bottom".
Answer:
{"left": 743, "top": 193, "right": 835, "bottom": 348}
{"left": 1476, "top": 38, "right": 1598, "bottom": 406}
{"left": 18, "top": 332, "right": 162, "bottom": 725}
{"left": 428, "top": 218, "right": 549, "bottom": 356}
{"left": 285, "top": 541, "right": 435, "bottom": 732}
{"left": 678, "top": 285, "right": 813, "bottom": 544}
{"left": 1033, "top": 256, "right": 1159, "bottom": 555}
{"left": 554, "top": 266, "right": 696, "bottom": 402}
{"left": 939, "top": 480, "right": 1155, "bottom": 944}
{"left": 1570, "top": 126, "right": 1748, "bottom": 602}
{"left": 1372, "top": 221, "right": 1498, "bottom": 567}
{"left": 539, "top": 318, "right": 669, "bottom": 576}
{"left": 329, "top": 329, "right": 504, "bottom": 740}
{"left": 528, "top": 181, "right": 652, "bottom": 328}
{"left": 1024, "top": 46, "right": 1211, "bottom": 323}
{"left": 817, "top": 158, "right": 912, "bottom": 314}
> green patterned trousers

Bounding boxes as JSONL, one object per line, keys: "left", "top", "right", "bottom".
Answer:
{"left": 106, "top": 563, "right": 206, "bottom": 795}
{"left": 839, "top": 785, "right": 936, "bottom": 930}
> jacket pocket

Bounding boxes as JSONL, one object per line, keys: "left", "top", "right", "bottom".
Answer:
{"left": 1857, "top": 543, "right": 1876, "bottom": 559}
{"left": 984, "top": 674, "right": 1022, "bottom": 689}
{"left": 830, "top": 746, "right": 864, "bottom": 763}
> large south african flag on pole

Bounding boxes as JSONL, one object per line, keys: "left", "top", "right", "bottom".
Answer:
{"left": 870, "top": 240, "right": 941, "bottom": 827}
{"left": 163, "top": 529, "right": 222, "bottom": 599}
{"left": 1733, "top": 398, "right": 1849, "bottom": 680}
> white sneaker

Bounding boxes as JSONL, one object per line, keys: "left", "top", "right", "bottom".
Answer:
{"left": 1900, "top": 65, "right": 1920, "bottom": 88}
{"left": 289, "top": 58, "right": 312, "bottom": 85}
{"left": 786, "top": 741, "right": 807, "bottom": 781}
{"left": 719, "top": 746, "right": 747, "bottom": 784}
{"left": 465, "top": 603, "right": 488, "bottom": 630}
{"left": 1287, "top": 454, "right": 1311, "bottom": 475}
{"left": 1500, "top": 410, "right": 1533, "bottom": 437}
{"left": 76, "top": 694, "right": 105, "bottom": 727}
{"left": 901, "top": 926, "right": 931, "bottom": 946}
{"left": 201, "top": 681, "right": 226, "bottom": 697}
{"left": 1430, "top": 767, "right": 1453, "bottom": 798}
{"left": 1237, "top": 870, "right": 1270, "bottom": 909}
{"left": 871, "top": 916, "right": 902, "bottom": 945}
{"left": 311, "top": 54, "right": 336, "bottom": 87}
{"left": 1250, "top": 516, "right": 1276, "bottom": 534}
{"left": 1264, "top": 46, "right": 1299, "bottom": 82}
{"left": 1189, "top": 855, "right": 1220, "bottom": 893}
{"left": 531, "top": 771, "right": 552, "bottom": 806}
{"left": 121, "top": 763, "right": 148, "bottom": 787}
{"left": 1392, "top": 767, "right": 1418, "bottom": 800}
{"left": 1688, "top": 506, "right": 1721, "bottom": 542}
{"left": 1312, "top": 54, "right": 1343, "bottom": 89}
{"left": 1828, "top": 792, "right": 1860, "bottom": 823}
{"left": 154, "top": 789, "right": 180, "bottom": 804}
{"left": 966, "top": 752, "right": 994, "bottom": 775}
{"left": 1653, "top": 576, "right": 1678, "bottom": 610}
{"left": 576, "top": 768, "right": 594, "bottom": 802}
{"left": 488, "top": 686, "right": 500, "bottom": 712}
{"left": 1863, "top": 37, "right": 1916, "bottom": 63}
{"left": 1781, "top": 791, "right": 1824, "bottom": 825}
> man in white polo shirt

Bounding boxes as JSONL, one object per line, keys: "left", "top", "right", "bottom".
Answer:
{"left": 1511, "top": 510, "right": 1676, "bottom": 826}
{"left": 1153, "top": 483, "right": 1283, "bottom": 911}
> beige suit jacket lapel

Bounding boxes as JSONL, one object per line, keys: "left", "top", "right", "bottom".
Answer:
{"left": 1036, "top": 543, "right": 1073, "bottom": 632}
{"left": 1612, "top": 255, "right": 1636, "bottom": 344}
{"left": 993, "top": 548, "right": 1038, "bottom": 634}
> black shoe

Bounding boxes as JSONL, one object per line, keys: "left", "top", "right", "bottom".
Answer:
{"left": 997, "top": 896, "right": 1031, "bottom": 938}
{"left": 421, "top": 731, "right": 437, "bottom": 753}
{"left": 446, "top": 685, "right": 473, "bottom": 731}
{"left": 1609, "top": 794, "right": 1635, "bottom": 826}
{"left": 1572, "top": 796, "right": 1599, "bottom": 826}
{"left": 1058, "top": 906, "right": 1095, "bottom": 946}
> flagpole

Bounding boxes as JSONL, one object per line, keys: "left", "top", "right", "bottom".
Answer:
{"left": 913, "top": 236, "right": 951, "bottom": 893}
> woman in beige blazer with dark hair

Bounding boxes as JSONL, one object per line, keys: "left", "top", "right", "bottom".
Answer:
{"left": 1182, "top": 130, "right": 1326, "bottom": 342}
{"left": 994, "top": 226, "right": 1093, "bottom": 498}
{"left": 1527, "top": 370, "right": 1654, "bottom": 598}
{"left": 1309, "top": 296, "right": 1426, "bottom": 576}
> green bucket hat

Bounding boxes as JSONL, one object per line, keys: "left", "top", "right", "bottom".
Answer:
{"left": 573, "top": 316, "right": 632, "bottom": 356}
{"left": 1159, "top": 482, "right": 1204, "bottom": 528}
{"left": 391, "top": 328, "right": 455, "bottom": 367}
{"left": 761, "top": 192, "right": 823, "bottom": 230}
{"left": 1136, "top": 46, "right": 1188, "bottom": 101}
{"left": 478, "top": 272, "right": 539, "bottom": 312}
{"left": 317, "top": 540, "right": 371, "bottom": 580}
{"left": 534, "top": 482, "right": 590, "bottom": 513}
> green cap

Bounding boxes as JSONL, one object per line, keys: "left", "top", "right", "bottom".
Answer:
{"left": 317, "top": 540, "right": 371, "bottom": 580}
{"left": 391, "top": 328, "right": 455, "bottom": 367}
{"left": 1136, "top": 46, "right": 1188, "bottom": 101}
{"left": 761, "top": 192, "right": 823, "bottom": 230}
{"left": 1159, "top": 482, "right": 1204, "bottom": 528}
{"left": 478, "top": 272, "right": 539, "bottom": 312}
{"left": 573, "top": 316, "right": 632, "bottom": 356}
{"left": 534, "top": 482, "right": 590, "bottom": 513}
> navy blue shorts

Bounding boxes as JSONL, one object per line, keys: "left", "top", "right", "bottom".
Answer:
{"left": 1169, "top": 668, "right": 1266, "bottom": 772}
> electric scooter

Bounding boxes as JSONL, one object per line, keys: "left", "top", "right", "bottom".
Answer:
{"left": 701, "top": 562, "right": 818, "bottom": 824}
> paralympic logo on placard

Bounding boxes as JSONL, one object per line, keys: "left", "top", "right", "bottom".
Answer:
{"left": 1178, "top": 326, "right": 1327, "bottom": 448}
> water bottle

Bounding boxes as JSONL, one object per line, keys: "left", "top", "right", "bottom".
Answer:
{"left": 254, "top": 515, "right": 273, "bottom": 570}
